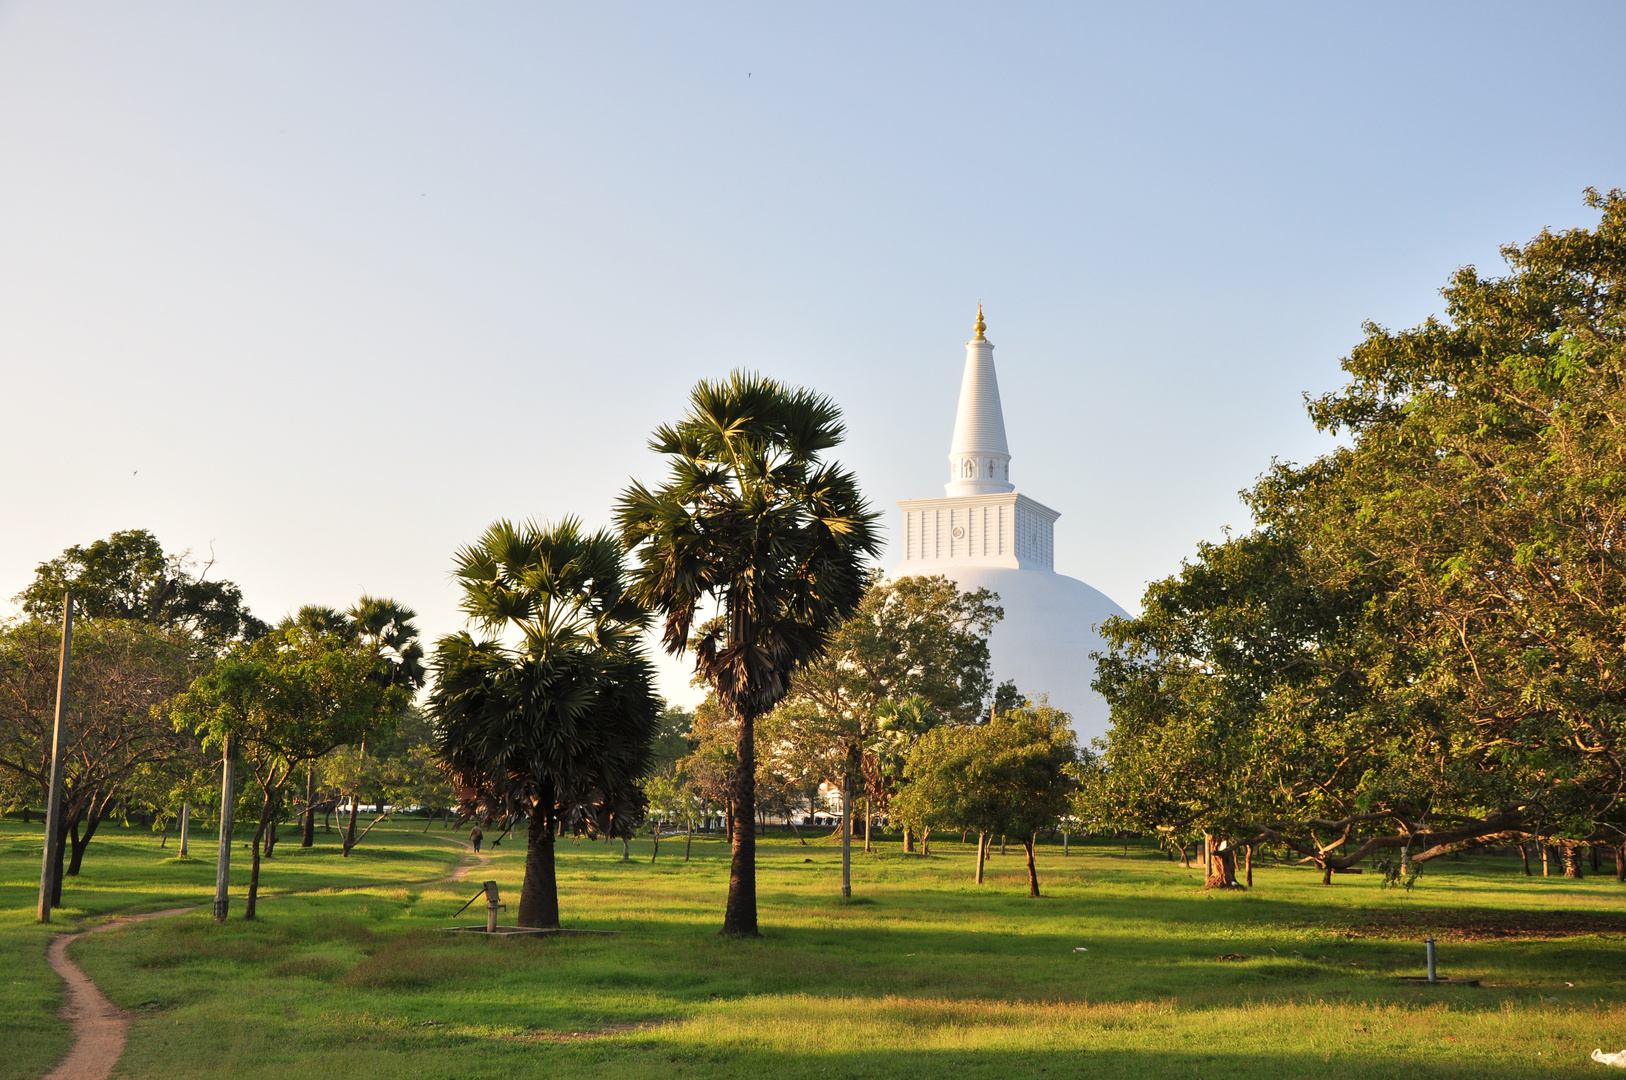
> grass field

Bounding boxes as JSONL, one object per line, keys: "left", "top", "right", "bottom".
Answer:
{"left": 3, "top": 817, "right": 1624, "bottom": 1079}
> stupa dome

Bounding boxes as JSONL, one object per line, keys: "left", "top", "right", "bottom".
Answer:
{"left": 891, "top": 310, "right": 1129, "bottom": 742}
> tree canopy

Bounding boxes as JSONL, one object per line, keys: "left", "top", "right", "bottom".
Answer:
{"left": 19, "top": 529, "right": 266, "bottom": 646}
{"left": 1091, "top": 188, "right": 1626, "bottom": 880}
{"left": 893, "top": 701, "right": 1077, "bottom": 895}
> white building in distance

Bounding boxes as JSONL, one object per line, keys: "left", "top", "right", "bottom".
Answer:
{"left": 891, "top": 308, "right": 1128, "bottom": 743}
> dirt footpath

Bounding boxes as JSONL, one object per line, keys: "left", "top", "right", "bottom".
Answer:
{"left": 43, "top": 908, "right": 194, "bottom": 1080}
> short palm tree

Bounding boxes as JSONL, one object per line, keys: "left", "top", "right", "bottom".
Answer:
{"left": 616, "top": 372, "right": 879, "bottom": 936}
{"left": 427, "top": 518, "right": 659, "bottom": 928}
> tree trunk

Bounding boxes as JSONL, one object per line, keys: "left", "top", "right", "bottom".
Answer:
{"left": 343, "top": 795, "right": 359, "bottom": 858}
{"left": 1244, "top": 843, "right": 1253, "bottom": 887}
{"left": 301, "top": 766, "right": 316, "bottom": 847}
{"left": 263, "top": 815, "right": 278, "bottom": 859}
{"left": 68, "top": 809, "right": 102, "bottom": 876}
{"left": 1541, "top": 842, "right": 1551, "bottom": 877}
{"left": 922, "top": 828, "right": 931, "bottom": 856}
{"left": 721, "top": 708, "right": 759, "bottom": 936}
{"left": 1591, "top": 844, "right": 1600, "bottom": 874}
{"left": 1564, "top": 844, "right": 1583, "bottom": 879}
{"left": 975, "top": 831, "right": 988, "bottom": 884}
{"left": 651, "top": 822, "right": 660, "bottom": 863}
{"left": 1063, "top": 831, "right": 1069, "bottom": 857}
{"left": 1521, "top": 842, "right": 1532, "bottom": 876}
{"left": 246, "top": 798, "right": 274, "bottom": 920}
{"left": 517, "top": 797, "right": 559, "bottom": 929}
{"left": 686, "top": 820, "right": 693, "bottom": 861}
{"left": 903, "top": 827, "right": 913, "bottom": 854}
{"left": 50, "top": 810, "right": 72, "bottom": 906}
{"left": 1616, "top": 843, "right": 1625, "bottom": 883}
{"left": 863, "top": 798, "right": 872, "bottom": 854}
{"left": 1205, "top": 841, "right": 1239, "bottom": 889}
{"left": 622, "top": 834, "right": 630, "bottom": 861}
{"left": 1024, "top": 834, "right": 1040, "bottom": 897}
{"left": 1000, "top": 834, "right": 1006, "bottom": 856}
{"left": 1321, "top": 862, "right": 1333, "bottom": 886}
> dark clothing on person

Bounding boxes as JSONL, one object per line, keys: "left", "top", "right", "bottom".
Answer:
{"left": 470, "top": 826, "right": 484, "bottom": 853}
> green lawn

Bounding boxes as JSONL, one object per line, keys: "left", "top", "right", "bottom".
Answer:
{"left": 3, "top": 817, "right": 1624, "bottom": 1079}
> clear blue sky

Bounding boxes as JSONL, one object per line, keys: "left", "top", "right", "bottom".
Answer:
{"left": 3, "top": 3, "right": 1623, "bottom": 706}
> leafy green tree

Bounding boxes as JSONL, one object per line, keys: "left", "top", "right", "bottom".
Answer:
{"left": 274, "top": 599, "right": 424, "bottom": 850}
{"left": 647, "top": 705, "right": 696, "bottom": 778}
{"left": 18, "top": 529, "right": 266, "bottom": 646}
{"left": 1290, "top": 187, "right": 1626, "bottom": 873}
{"left": 777, "top": 574, "right": 1001, "bottom": 858}
{"left": 171, "top": 622, "right": 401, "bottom": 917}
{"left": 1085, "top": 526, "right": 1383, "bottom": 885}
{"left": 428, "top": 518, "right": 660, "bottom": 929}
{"left": 617, "top": 372, "right": 879, "bottom": 937}
{"left": 894, "top": 703, "right": 1078, "bottom": 895}
{"left": 0, "top": 619, "right": 198, "bottom": 900}
{"left": 1093, "top": 190, "right": 1626, "bottom": 882}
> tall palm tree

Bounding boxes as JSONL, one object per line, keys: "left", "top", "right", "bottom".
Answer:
{"left": 616, "top": 372, "right": 879, "bottom": 936}
{"left": 428, "top": 518, "right": 659, "bottom": 929}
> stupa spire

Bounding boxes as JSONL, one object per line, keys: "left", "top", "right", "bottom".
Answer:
{"left": 946, "top": 306, "right": 1013, "bottom": 496}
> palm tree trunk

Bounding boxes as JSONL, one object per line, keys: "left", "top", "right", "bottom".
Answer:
{"left": 517, "top": 797, "right": 559, "bottom": 929}
{"left": 864, "top": 797, "right": 872, "bottom": 854}
{"left": 721, "top": 708, "right": 759, "bottom": 936}
{"left": 975, "top": 831, "right": 987, "bottom": 884}
{"left": 686, "top": 820, "right": 693, "bottom": 861}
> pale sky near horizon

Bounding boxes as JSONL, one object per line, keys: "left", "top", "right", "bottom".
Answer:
{"left": 3, "top": 3, "right": 1624, "bottom": 707}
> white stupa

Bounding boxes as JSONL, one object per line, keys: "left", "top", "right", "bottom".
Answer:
{"left": 891, "top": 308, "right": 1128, "bottom": 743}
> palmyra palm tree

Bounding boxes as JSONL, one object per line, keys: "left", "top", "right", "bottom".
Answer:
{"left": 428, "top": 518, "right": 659, "bottom": 929}
{"left": 616, "top": 372, "right": 879, "bottom": 936}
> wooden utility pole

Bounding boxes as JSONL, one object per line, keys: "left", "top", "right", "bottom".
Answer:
{"left": 213, "top": 736, "right": 235, "bottom": 922}
{"left": 178, "top": 803, "right": 190, "bottom": 858}
{"left": 36, "top": 591, "right": 74, "bottom": 923}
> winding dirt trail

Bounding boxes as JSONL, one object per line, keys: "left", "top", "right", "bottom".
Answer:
{"left": 42, "top": 908, "right": 195, "bottom": 1080}
{"left": 426, "top": 833, "right": 494, "bottom": 884}
{"left": 40, "top": 832, "right": 489, "bottom": 1080}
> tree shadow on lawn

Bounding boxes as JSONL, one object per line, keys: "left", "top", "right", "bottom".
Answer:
{"left": 106, "top": 1014, "right": 1612, "bottom": 1080}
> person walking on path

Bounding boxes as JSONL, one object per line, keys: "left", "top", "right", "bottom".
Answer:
{"left": 470, "top": 825, "right": 483, "bottom": 853}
